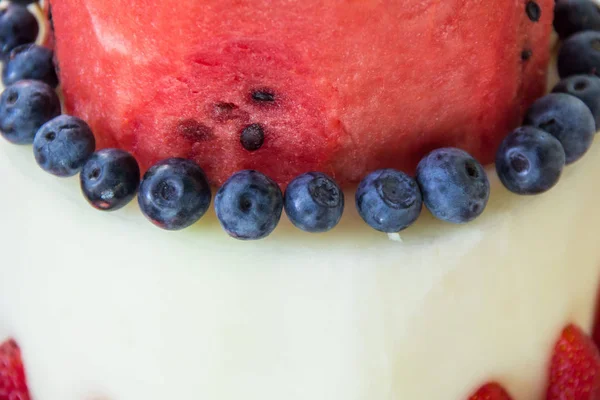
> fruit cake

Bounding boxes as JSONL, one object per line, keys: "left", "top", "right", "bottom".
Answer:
{"left": 2, "top": 0, "right": 600, "bottom": 399}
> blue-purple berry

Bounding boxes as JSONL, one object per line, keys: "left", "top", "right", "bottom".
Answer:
{"left": 416, "top": 148, "right": 490, "bottom": 224}
{"left": 3, "top": 44, "right": 58, "bottom": 88}
{"left": 33, "top": 115, "right": 96, "bottom": 177}
{"left": 558, "top": 30, "right": 600, "bottom": 79}
{"left": 0, "top": 80, "right": 60, "bottom": 144}
{"left": 496, "top": 127, "right": 566, "bottom": 195}
{"left": 355, "top": 169, "right": 422, "bottom": 233}
{"left": 524, "top": 93, "right": 595, "bottom": 164}
{"left": 284, "top": 172, "right": 344, "bottom": 233}
{"left": 554, "top": 0, "right": 600, "bottom": 40}
{"left": 81, "top": 149, "right": 141, "bottom": 211}
{"left": 215, "top": 170, "right": 283, "bottom": 240}
{"left": 552, "top": 74, "right": 600, "bottom": 128}
{"left": 0, "top": 4, "right": 38, "bottom": 57}
{"left": 138, "top": 158, "right": 211, "bottom": 230}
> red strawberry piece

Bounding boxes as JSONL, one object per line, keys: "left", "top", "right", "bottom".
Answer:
{"left": 0, "top": 339, "right": 30, "bottom": 400}
{"left": 547, "top": 324, "right": 600, "bottom": 400}
{"left": 468, "top": 382, "right": 513, "bottom": 400}
{"left": 592, "top": 286, "right": 600, "bottom": 350}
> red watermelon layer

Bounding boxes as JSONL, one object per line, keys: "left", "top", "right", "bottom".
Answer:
{"left": 49, "top": 0, "right": 553, "bottom": 186}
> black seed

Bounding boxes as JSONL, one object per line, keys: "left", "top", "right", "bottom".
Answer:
{"left": 176, "top": 119, "right": 213, "bottom": 142}
{"left": 251, "top": 90, "right": 275, "bottom": 103}
{"left": 240, "top": 123, "right": 265, "bottom": 151}
{"left": 521, "top": 49, "right": 533, "bottom": 61}
{"left": 526, "top": 1, "right": 541, "bottom": 22}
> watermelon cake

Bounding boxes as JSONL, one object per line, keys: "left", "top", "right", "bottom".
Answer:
{"left": 2, "top": 0, "right": 600, "bottom": 399}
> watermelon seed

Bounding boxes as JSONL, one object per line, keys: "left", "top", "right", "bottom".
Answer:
{"left": 526, "top": 1, "right": 541, "bottom": 22}
{"left": 251, "top": 90, "right": 275, "bottom": 103}
{"left": 521, "top": 49, "right": 532, "bottom": 61}
{"left": 176, "top": 119, "right": 213, "bottom": 142}
{"left": 212, "top": 102, "right": 244, "bottom": 122}
{"left": 240, "top": 123, "right": 265, "bottom": 151}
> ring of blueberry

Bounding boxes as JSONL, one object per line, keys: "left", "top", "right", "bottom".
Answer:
{"left": 1, "top": 0, "right": 599, "bottom": 240}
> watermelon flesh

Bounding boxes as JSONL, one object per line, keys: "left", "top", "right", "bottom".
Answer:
{"left": 49, "top": 0, "right": 553, "bottom": 186}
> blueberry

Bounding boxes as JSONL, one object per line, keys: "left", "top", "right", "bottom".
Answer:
{"left": 524, "top": 93, "right": 595, "bottom": 163}
{"left": 138, "top": 158, "right": 211, "bottom": 231}
{"left": 284, "top": 172, "right": 344, "bottom": 233}
{"left": 0, "top": 4, "right": 38, "bottom": 57}
{"left": 557, "top": 30, "right": 600, "bottom": 78}
{"left": 0, "top": 80, "right": 60, "bottom": 144}
{"left": 553, "top": 75, "right": 600, "bottom": 128}
{"left": 81, "top": 149, "right": 141, "bottom": 211}
{"left": 416, "top": 148, "right": 490, "bottom": 224}
{"left": 215, "top": 170, "right": 283, "bottom": 240}
{"left": 554, "top": 0, "right": 600, "bottom": 40}
{"left": 33, "top": 115, "right": 96, "bottom": 177}
{"left": 355, "top": 169, "right": 422, "bottom": 233}
{"left": 496, "top": 127, "right": 566, "bottom": 195}
{"left": 3, "top": 44, "right": 58, "bottom": 87}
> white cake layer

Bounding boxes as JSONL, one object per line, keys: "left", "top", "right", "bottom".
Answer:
{"left": 1, "top": 134, "right": 600, "bottom": 399}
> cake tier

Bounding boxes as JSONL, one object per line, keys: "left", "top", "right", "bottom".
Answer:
{"left": 1, "top": 136, "right": 600, "bottom": 399}
{"left": 50, "top": 0, "right": 552, "bottom": 186}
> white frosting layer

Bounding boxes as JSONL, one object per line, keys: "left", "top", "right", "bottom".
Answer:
{"left": 1, "top": 134, "right": 600, "bottom": 399}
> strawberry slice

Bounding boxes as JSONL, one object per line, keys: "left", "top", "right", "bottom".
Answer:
{"left": 592, "top": 287, "right": 600, "bottom": 350}
{"left": 547, "top": 324, "right": 600, "bottom": 400}
{"left": 0, "top": 339, "right": 30, "bottom": 400}
{"left": 468, "top": 382, "right": 513, "bottom": 399}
